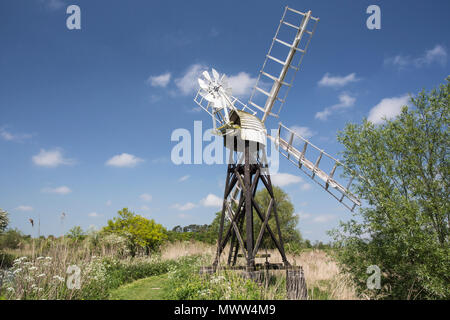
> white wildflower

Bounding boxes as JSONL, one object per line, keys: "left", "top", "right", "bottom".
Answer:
{"left": 13, "top": 268, "right": 22, "bottom": 274}
{"left": 53, "top": 275, "right": 65, "bottom": 282}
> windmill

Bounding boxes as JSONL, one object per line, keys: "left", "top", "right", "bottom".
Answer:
{"left": 193, "top": 6, "right": 362, "bottom": 294}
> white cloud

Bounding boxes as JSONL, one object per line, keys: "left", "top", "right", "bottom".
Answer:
{"left": 32, "top": 148, "right": 75, "bottom": 167}
{"left": 318, "top": 73, "right": 360, "bottom": 88}
{"left": 200, "top": 194, "right": 222, "bottom": 207}
{"left": 147, "top": 72, "right": 171, "bottom": 88}
{"left": 367, "top": 94, "right": 409, "bottom": 124}
{"left": 177, "top": 213, "right": 191, "bottom": 219}
{"left": 178, "top": 175, "right": 190, "bottom": 182}
{"left": 140, "top": 205, "right": 151, "bottom": 212}
{"left": 313, "top": 214, "right": 336, "bottom": 223}
{"left": 40, "top": 0, "right": 65, "bottom": 10}
{"left": 290, "top": 126, "right": 315, "bottom": 139}
{"left": 271, "top": 173, "right": 302, "bottom": 187}
{"left": 174, "top": 64, "right": 257, "bottom": 98}
{"left": 171, "top": 202, "right": 197, "bottom": 211}
{"left": 140, "top": 193, "right": 152, "bottom": 202}
{"left": 297, "top": 212, "right": 311, "bottom": 220}
{"left": 300, "top": 183, "right": 312, "bottom": 191}
{"left": 175, "top": 64, "right": 208, "bottom": 95}
{"left": 42, "top": 186, "right": 72, "bottom": 195}
{"left": 15, "top": 205, "right": 33, "bottom": 212}
{"left": 0, "top": 127, "right": 32, "bottom": 142}
{"left": 315, "top": 93, "right": 356, "bottom": 121}
{"left": 106, "top": 153, "right": 144, "bottom": 168}
{"left": 385, "top": 45, "right": 447, "bottom": 69}
{"left": 106, "top": 200, "right": 112, "bottom": 206}
{"left": 227, "top": 72, "right": 257, "bottom": 98}
{"left": 418, "top": 45, "right": 447, "bottom": 66}
{"left": 88, "top": 212, "right": 103, "bottom": 218}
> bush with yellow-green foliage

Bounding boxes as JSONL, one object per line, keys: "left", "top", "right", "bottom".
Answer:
{"left": 102, "top": 208, "right": 167, "bottom": 256}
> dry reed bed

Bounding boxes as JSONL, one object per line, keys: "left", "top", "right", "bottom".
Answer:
{"left": 160, "top": 241, "right": 359, "bottom": 300}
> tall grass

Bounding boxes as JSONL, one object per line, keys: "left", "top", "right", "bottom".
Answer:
{"left": 161, "top": 241, "right": 360, "bottom": 300}
{"left": 0, "top": 235, "right": 173, "bottom": 300}
{"left": 1, "top": 239, "right": 360, "bottom": 300}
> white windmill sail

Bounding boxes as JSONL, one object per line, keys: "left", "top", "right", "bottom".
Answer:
{"left": 273, "top": 123, "right": 363, "bottom": 212}
{"left": 194, "top": 68, "right": 257, "bottom": 134}
{"left": 248, "top": 6, "right": 319, "bottom": 123}
{"left": 192, "top": 8, "right": 364, "bottom": 214}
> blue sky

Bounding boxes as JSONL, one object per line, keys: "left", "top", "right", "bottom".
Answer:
{"left": 0, "top": 0, "right": 449, "bottom": 242}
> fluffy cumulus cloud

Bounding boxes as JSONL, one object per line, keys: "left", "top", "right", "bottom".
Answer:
{"left": 42, "top": 186, "right": 72, "bottom": 195}
{"left": 106, "top": 153, "right": 144, "bottom": 168}
{"left": 15, "top": 205, "right": 33, "bottom": 212}
{"left": 171, "top": 202, "right": 197, "bottom": 211}
{"left": 200, "top": 194, "right": 222, "bottom": 207}
{"left": 175, "top": 64, "right": 208, "bottom": 95}
{"left": 227, "top": 72, "right": 257, "bottom": 98}
{"left": 318, "top": 73, "right": 360, "bottom": 88}
{"left": 315, "top": 93, "right": 356, "bottom": 121}
{"left": 367, "top": 94, "right": 409, "bottom": 124}
{"left": 289, "top": 126, "right": 315, "bottom": 139}
{"left": 32, "top": 148, "right": 75, "bottom": 167}
{"left": 271, "top": 173, "right": 303, "bottom": 187}
{"left": 147, "top": 72, "right": 171, "bottom": 88}
{"left": 385, "top": 44, "right": 447, "bottom": 69}
{"left": 88, "top": 212, "right": 103, "bottom": 218}
{"left": 174, "top": 63, "right": 257, "bottom": 98}
{"left": 140, "top": 193, "right": 152, "bottom": 202}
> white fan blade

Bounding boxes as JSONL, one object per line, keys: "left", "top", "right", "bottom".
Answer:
{"left": 221, "top": 74, "right": 228, "bottom": 86}
{"left": 212, "top": 68, "right": 220, "bottom": 82}
{"left": 218, "top": 86, "right": 231, "bottom": 98}
{"left": 198, "top": 78, "right": 209, "bottom": 90}
{"left": 213, "top": 98, "right": 223, "bottom": 109}
{"left": 202, "top": 71, "right": 212, "bottom": 82}
{"left": 203, "top": 92, "right": 215, "bottom": 102}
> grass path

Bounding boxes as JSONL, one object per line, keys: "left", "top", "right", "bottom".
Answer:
{"left": 109, "top": 274, "right": 170, "bottom": 300}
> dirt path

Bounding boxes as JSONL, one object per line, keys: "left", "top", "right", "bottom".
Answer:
{"left": 109, "top": 274, "right": 170, "bottom": 300}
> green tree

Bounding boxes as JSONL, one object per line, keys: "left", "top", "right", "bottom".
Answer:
{"left": 330, "top": 78, "right": 449, "bottom": 299}
{"left": 102, "top": 208, "right": 167, "bottom": 256}
{"left": 253, "top": 186, "right": 303, "bottom": 249}
{"left": 0, "top": 228, "right": 23, "bottom": 250}
{"left": 0, "top": 209, "right": 8, "bottom": 233}
{"left": 66, "top": 226, "right": 86, "bottom": 241}
{"left": 209, "top": 186, "right": 303, "bottom": 249}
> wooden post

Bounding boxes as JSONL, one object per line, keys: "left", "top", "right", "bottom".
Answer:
{"left": 244, "top": 141, "right": 255, "bottom": 271}
{"left": 286, "top": 267, "right": 308, "bottom": 300}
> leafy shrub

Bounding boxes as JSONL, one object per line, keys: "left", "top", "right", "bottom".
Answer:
{"left": 0, "top": 229, "right": 23, "bottom": 250}
{"left": 0, "top": 252, "right": 17, "bottom": 269}
{"left": 165, "top": 255, "right": 285, "bottom": 300}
